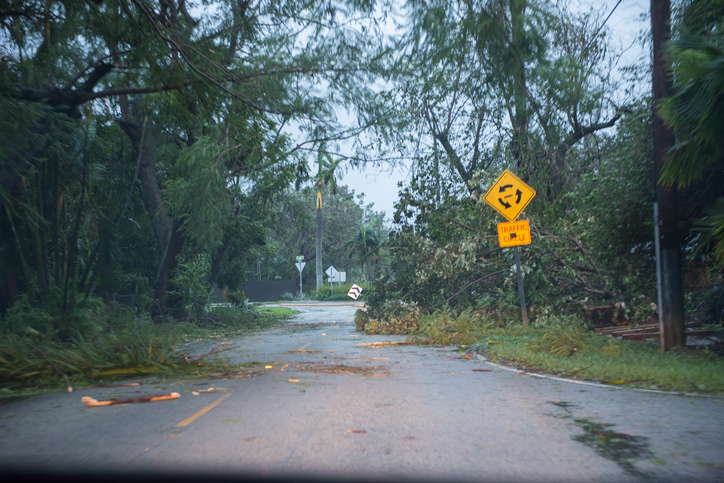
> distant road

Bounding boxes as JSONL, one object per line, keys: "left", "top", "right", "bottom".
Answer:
{"left": 275, "top": 300, "right": 366, "bottom": 307}
{"left": 1, "top": 305, "right": 723, "bottom": 482}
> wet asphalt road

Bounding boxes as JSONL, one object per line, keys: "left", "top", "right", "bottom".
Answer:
{"left": 1, "top": 303, "right": 723, "bottom": 482}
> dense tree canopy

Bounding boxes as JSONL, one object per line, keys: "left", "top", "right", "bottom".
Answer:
{"left": 0, "top": 0, "right": 386, "bottom": 317}
{"left": 0, "top": 0, "right": 722, "bottom": 335}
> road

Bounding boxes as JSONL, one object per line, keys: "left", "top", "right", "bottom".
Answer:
{"left": 1, "top": 303, "right": 723, "bottom": 482}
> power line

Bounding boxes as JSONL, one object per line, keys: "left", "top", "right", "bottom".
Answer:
{"left": 582, "top": 0, "right": 624, "bottom": 56}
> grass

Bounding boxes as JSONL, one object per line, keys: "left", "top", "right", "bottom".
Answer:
{"left": 470, "top": 332, "right": 724, "bottom": 393}
{"left": 255, "top": 306, "right": 296, "bottom": 318}
{"left": 0, "top": 303, "right": 298, "bottom": 395}
{"left": 364, "top": 308, "right": 724, "bottom": 394}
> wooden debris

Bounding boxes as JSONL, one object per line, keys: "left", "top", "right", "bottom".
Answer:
{"left": 595, "top": 324, "right": 716, "bottom": 342}
{"left": 184, "top": 345, "right": 239, "bottom": 361}
{"left": 82, "top": 392, "right": 180, "bottom": 407}
{"left": 355, "top": 341, "right": 409, "bottom": 347}
{"left": 192, "top": 387, "right": 226, "bottom": 395}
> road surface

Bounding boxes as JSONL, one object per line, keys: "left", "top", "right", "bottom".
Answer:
{"left": 1, "top": 303, "right": 723, "bottom": 482}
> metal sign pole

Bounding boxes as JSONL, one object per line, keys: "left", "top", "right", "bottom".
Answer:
{"left": 514, "top": 246, "right": 528, "bottom": 328}
{"left": 484, "top": 170, "right": 536, "bottom": 329}
{"left": 654, "top": 203, "right": 664, "bottom": 347}
{"left": 296, "top": 257, "right": 305, "bottom": 301}
{"left": 331, "top": 273, "right": 334, "bottom": 296}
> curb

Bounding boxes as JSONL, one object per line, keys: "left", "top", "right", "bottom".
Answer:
{"left": 475, "top": 354, "right": 724, "bottom": 399}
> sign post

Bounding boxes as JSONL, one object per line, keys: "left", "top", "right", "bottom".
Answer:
{"left": 295, "top": 258, "right": 306, "bottom": 300}
{"left": 484, "top": 171, "right": 536, "bottom": 328}
{"left": 326, "top": 266, "right": 339, "bottom": 296}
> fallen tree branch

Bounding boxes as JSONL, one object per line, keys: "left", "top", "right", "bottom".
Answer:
{"left": 81, "top": 392, "right": 180, "bottom": 407}
{"left": 184, "top": 345, "right": 240, "bottom": 361}
{"left": 445, "top": 270, "right": 505, "bottom": 304}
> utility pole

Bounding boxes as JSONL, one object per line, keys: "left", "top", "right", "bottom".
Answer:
{"left": 652, "top": 0, "right": 685, "bottom": 351}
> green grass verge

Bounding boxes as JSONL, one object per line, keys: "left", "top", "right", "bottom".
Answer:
{"left": 363, "top": 308, "right": 724, "bottom": 394}
{"left": 255, "top": 306, "right": 297, "bottom": 318}
{"left": 467, "top": 333, "right": 724, "bottom": 393}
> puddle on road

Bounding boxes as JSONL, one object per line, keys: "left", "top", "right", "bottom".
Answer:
{"left": 548, "top": 401, "right": 653, "bottom": 477}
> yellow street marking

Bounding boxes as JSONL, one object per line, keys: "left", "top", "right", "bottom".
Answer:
{"left": 176, "top": 393, "right": 230, "bottom": 428}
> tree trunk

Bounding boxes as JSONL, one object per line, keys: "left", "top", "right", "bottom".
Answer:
{"left": 118, "top": 110, "right": 181, "bottom": 313}
{"left": 155, "top": 220, "right": 187, "bottom": 312}
{"left": 652, "top": 0, "right": 685, "bottom": 351}
{"left": 209, "top": 236, "right": 232, "bottom": 286}
{"left": 316, "top": 203, "right": 323, "bottom": 290}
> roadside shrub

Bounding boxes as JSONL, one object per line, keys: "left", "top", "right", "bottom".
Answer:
{"left": 364, "top": 304, "right": 422, "bottom": 335}
{"left": 354, "top": 309, "right": 368, "bottom": 331}
{"left": 1, "top": 290, "right": 107, "bottom": 340}
{"left": 311, "top": 283, "right": 368, "bottom": 301}
{"left": 169, "top": 254, "right": 213, "bottom": 318}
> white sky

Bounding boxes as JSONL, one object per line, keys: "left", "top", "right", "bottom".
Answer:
{"left": 316, "top": 0, "right": 651, "bottom": 220}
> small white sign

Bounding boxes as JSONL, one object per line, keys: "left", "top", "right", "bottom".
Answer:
{"left": 295, "top": 262, "right": 306, "bottom": 273}
{"left": 348, "top": 284, "right": 362, "bottom": 300}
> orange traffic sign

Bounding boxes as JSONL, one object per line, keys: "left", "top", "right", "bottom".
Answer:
{"left": 483, "top": 170, "right": 536, "bottom": 221}
{"left": 497, "top": 220, "right": 532, "bottom": 248}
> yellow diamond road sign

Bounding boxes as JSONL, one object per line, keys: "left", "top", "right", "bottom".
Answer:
{"left": 483, "top": 169, "right": 536, "bottom": 222}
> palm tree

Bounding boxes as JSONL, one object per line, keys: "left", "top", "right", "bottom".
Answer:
{"left": 661, "top": 28, "right": 724, "bottom": 261}
{"left": 314, "top": 151, "right": 342, "bottom": 289}
{"left": 345, "top": 219, "right": 384, "bottom": 281}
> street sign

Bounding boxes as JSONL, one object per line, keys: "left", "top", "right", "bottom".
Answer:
{"left": 295, "top": 261, "right": 306, "bottom": 300}
{"left": 497, "top": 220, "right": 532, "bottom": 248}
{"left": 483, "top": 169, "right": 536, "bottom": 222}
{"left": 296, "top": 255, "right": 304, "bottom": 262}
{"left": 347, "top": 284, "right": 362, "bottom": 300}
{"left": 326, "top": 266, "right": 338, "bottom": 295}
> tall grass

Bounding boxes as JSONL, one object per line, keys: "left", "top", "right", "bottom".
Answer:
{"left": 0, "top": 297, "right": 296, "bottom": 391}
{"left": 0, "top": 309, "right": 186, "bottom": 387}
{"left": 362, "top": 307, "right": 724, "bottom": 393}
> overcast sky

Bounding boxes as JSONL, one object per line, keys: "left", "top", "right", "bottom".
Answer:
{"left": 322, "top": 0, "right": 651, "bottom": 220}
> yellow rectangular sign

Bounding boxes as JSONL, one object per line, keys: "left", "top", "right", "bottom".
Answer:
{"left": 497, "top": 220, "right": 532, "bottom": 248}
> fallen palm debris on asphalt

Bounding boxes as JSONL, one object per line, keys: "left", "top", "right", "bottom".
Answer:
{"left": 81, "top": 392, "right": 180, "bottom": 407}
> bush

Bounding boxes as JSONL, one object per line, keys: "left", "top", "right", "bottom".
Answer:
{"left": 354, "top": 309, "right": 368, "bottom": 331}
{"left": 310, "top": 283, "right": 368, "bottom": 301}
{"left": 222, "top": 288, "right": 251, "bottom": 310}
{"left": 169, "top": 254, "right": 213, "bottom": 318}
{"left": 0, "top": 304, "right": 186, "bottom": 386}
{"left": 1, "top": 290, "right": 107, "bottom": 340}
